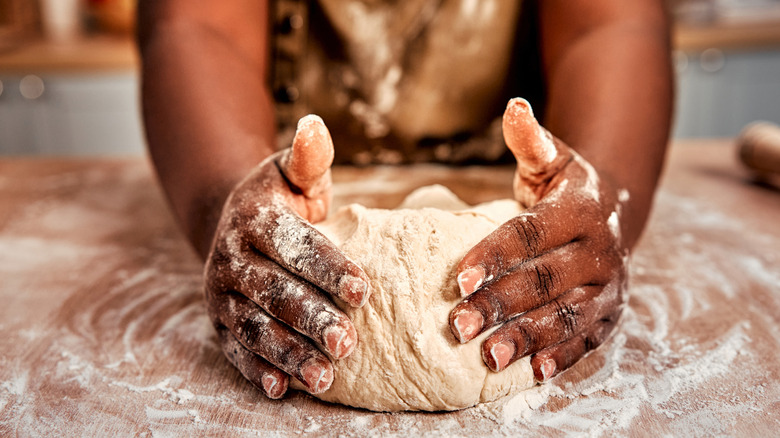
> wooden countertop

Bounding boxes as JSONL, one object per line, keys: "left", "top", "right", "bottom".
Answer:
{"left": 1, "top": 140, "right": 779, "bottom": 436}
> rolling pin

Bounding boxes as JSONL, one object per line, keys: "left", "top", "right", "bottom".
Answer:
{"left": 737, "top": 122, "right": 780, "bottom": 175}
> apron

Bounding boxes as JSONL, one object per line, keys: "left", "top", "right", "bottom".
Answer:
{"left": 270, "top": 0, "right": 543, "bottom": 164}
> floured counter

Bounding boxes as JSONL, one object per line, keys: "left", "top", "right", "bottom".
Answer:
{"left": 1, "top": 139, "right": 779, "bottom": 436}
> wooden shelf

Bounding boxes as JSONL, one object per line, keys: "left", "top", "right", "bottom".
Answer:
{"left": 674, "top": 19, "right": 780, "bottom": 51}
{"left": 0, "top": 35, "right": 138, "bottom": 74}
{"left": 2, "top": 18, "right": 780, "bottom": 74}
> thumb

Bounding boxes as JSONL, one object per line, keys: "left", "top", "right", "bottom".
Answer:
{"left": 280, "top": 114, "right": 335, "bottom": 197}
{"left": 503, "top": 98, "right": 560, "bottom": 178}
{"left": 503, "top": 98, "right": 572, "bottom": 207}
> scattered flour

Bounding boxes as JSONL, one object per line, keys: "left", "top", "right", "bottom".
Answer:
{"left": 113, "top": 377, "right": 195, "bottom": 405}
{"left": 144, "top": 407, "right": 193, "bottom": 421}
{"left": 2, "top": 160, "right": 779, "bottom": 436}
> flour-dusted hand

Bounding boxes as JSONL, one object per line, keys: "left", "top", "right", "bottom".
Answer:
{"left": 204, "top": 116, "right": 371, "bottom": 398}
{"left": 449, "top": 98, "right": 628, "bottom": 382}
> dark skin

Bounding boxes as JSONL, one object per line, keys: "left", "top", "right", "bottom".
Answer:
{"left": 138, "top": 0, "right": 673, "bottom": 398}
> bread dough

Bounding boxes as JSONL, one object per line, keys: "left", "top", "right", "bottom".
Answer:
{"left": 309, "top": 185, "right": 535, "bottom": 411}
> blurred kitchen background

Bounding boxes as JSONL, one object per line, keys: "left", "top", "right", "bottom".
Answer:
{"left": 1, "top": 0, "right": 779, "bottom": 156}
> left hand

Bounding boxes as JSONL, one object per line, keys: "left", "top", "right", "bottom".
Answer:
{"left": 449, "top": 98, "right": 628, "bottom": 382}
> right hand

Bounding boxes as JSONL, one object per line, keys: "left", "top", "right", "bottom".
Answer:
{"left": 204, "top": 115, "right": 371, "bottom": 399}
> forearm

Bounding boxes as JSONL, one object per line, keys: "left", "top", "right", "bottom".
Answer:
{"left": 138, "top": 2, "right": 275, "bottom": 258}
{"left": 541, "top": 2, "right": 674, "bottom": 249}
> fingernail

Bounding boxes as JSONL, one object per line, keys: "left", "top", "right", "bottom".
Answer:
{"left": 297, "top": 114, "right": 324, "bottom": 130}
{"left": 341, "top": 275, "right": 370, "bottom": 307}
{"left": 457, "top": 267, "right": 484, "bottom": 296}
{"left": 507, "top": 97, "right": 533, "bottom": 115}
{"left": 540, "top": 358, "right": 556, "bottom": 381}
{"left": 453, "top": 309, "right": 484, "bottom": 343}
{"left": 490, "top": 341, "right": 515, "bottom": 372}
{"left": 323, "top": 324, "right": 355, "bottom": 359}
{"left": 302, "top": 360, "right": 333, "bottom": 394}
{"left": 262, "top": 374, "right": 280, "bottom": 398}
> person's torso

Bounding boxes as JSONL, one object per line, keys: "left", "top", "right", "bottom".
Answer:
{"left": 271, "top": 0, "right": 540, "bottom": 164}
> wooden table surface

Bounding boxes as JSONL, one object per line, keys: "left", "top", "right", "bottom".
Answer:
{"left": 1, "top": 140, "right": 778, "bottom": 436}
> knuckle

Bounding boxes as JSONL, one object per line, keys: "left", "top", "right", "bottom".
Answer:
{"left": 223, "top": 343, "right": 241, "bottom": 367}
{"left": 219, "top": 329, "right": 244, "bottom": 367}
{"left": 601, "top": 308, "right": 622, "bottom": 326}
{"left": 489, "top": 293, "right": 506, "bottom": 324}
{"left": 253, "top": 269, "right": 339, "bottom": 342}
{"left": 238, "top": 315, "right": 264, "bottom": 349}
{"left": 506, "top": 318, "right": 541, "bottom": 353}
{"left": 280, "top": 338, "right": 316, "bottom": 370}
{"left": 255, "top": 271, "right": 306, "bottom": 321}
{"left": 229, "top": 210, "right": 244, "bottom": 230}
{"left": 268, "top": 211, "right": 318, "bottom": 273}
{"left": 552, "top": 299, "right": 581, "bottom": 337}
{"left": 239, "top": 315, "right": 261, "bottom": 341}
{"left": 528, "top": 263, "right": 560, "bottom": 302}
{"left": 583, "top": 334, "right": 600, "bottom": 353}
{"left": 265, "top": 280, "right": 288, "bottom": 316}
{"left": 585, "top": 315, "right": 619, "bottom": 352}
{"left": 303, "top": 306, "right": 340, "bottom": 336}
{"left": 469, "top": 289, "right": 505, "bottom": 325}
{"left": 210, "top": 244, "right": 233, "bottom": 268}
{"left": 236, "top": 312, "right": 274, "bottom": 352}
{"left": 509, "top": 214, "right": 545, "bottom": 256}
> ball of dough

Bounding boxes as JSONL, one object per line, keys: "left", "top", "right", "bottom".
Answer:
{"left": 310, "top": 185, "right": 534, "bottom": 411}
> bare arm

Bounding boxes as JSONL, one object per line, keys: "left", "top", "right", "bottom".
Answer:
{"left": 137, "top": 0, "right": 276, "bottom": 257}
{"left": 450, "top": 0, "right": 673, "bottom": 381}
{"left": 540, "top": 0, "right": 674, "bottom": 248}
{"left": 138, "top": 2, "right": 370, "bottom": 398}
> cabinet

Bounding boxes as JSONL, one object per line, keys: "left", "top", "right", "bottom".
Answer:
{"left": 0, "top": 72, "right": 145, "bottom": 156}
{"left": 673, "top": 47, "right": 780, "bottom": 138}
{"left": 2, "top": 32, "right": 780, "bottom": 155}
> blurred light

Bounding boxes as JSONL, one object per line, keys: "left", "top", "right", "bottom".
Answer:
{"left": 20, "top": 75, "right": 45, "bottom": 100}
{"left": 700, "top": 48, "right": 726, "bottom": 73}
{"left": 288, "top": 13, "right": 303, "bottom": 30}
{"left": 279, "top": 13, "right": 303, "bottom": 34}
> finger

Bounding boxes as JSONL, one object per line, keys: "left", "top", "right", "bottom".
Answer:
{"left": 502, "top": 97, "right": 558, "bottom": 175}
{"left": 237, "top": 252, "right": 357, "bottom": 359}
{"left": 218, "top": 292, "right": 334, "bottom": 394}
{"left": 456, "top": 202, "right": 581, "bottom": 296}
{"left": 245, "top": 206, "right": 371, "bottom": 307}
{"left": 279, "top": 114, "right": 334, "bottom": 198}
{"left": 450, "top": 242, "right": 614, "bottom": 343}
{"left": 480, "top": 285, "right": 620, "bottom": 372}
{"left": 503, "top": 98, "right": 558, "bottom": 175}
{"left": 217, "top": 326, "right": 290, "bottom": 399}
{"left": 530, "top": 310, "right": 620, "bottom": 382}
{"left": 503, "top": 98, "right": 573, "bottom": 207}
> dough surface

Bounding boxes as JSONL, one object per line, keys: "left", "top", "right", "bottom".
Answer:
{"left": 309, "top": 185, "right": 535, "bottom": 411}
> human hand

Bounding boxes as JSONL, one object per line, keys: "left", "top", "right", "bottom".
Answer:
{"left": 449, "top": 98, "right": 628, "bottom": 382}
{"left": 204, "top": 116, "right": 371, "bottom": 399}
